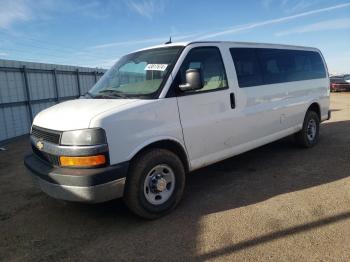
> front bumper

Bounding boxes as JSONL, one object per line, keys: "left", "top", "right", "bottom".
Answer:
{"left": 24, "top": 154, "right": 129, "bottom": 203}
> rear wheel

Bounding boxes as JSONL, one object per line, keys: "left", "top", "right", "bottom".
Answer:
{"left": 295, "top": 110, "right": 320, "bottom": 148}
{"left": 124, "top": 149, "right": 185, "bottom": 219}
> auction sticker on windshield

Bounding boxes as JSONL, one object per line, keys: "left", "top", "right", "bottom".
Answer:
{"left": 144, "top": 64, "right": 168, "bottom": 71}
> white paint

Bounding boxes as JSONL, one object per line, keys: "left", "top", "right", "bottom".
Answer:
{"left": 32, "top": 41, "right": 330, "bottom": 172}
{"left": 33, "top": 99, "right": 139, "bottom": 131}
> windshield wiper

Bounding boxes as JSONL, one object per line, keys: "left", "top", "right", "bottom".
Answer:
{"left": 96, "top": 89, "right": 128, "bottom": 99}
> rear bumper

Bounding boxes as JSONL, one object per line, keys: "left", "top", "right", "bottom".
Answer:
{"left": 24, "top": 154, "right": 129, "bottom": 203}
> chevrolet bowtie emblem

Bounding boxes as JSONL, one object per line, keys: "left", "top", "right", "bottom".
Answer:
{"left": 36, "top": 141, "right": 44, "bottom": 151}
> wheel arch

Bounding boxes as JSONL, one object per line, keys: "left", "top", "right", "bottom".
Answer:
{"left": 128, "top": 138, "right": 190, "bottom": 173}
{"left": 306, "top": 102, "right": 321, "bottom": 120}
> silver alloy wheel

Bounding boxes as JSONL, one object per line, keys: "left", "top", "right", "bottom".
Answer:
{"left": 143, "top": 164, "right": 175, "bottom": 205}
{"left": 307, "top": 118, "right": 317, "bottom": 141}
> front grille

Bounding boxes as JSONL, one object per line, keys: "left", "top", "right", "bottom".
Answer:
{"left": 32, "top": 145, "right": 60, "bottom": 166}
{"left": 31, "top": 126, "right": 61, "bottom": 144}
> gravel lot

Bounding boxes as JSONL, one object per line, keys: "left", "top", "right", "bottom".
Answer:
{"left": 1, "top": 93, "right": 349, "bottom": 261}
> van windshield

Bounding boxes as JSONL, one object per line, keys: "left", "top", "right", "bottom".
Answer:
{"left": 89, "top": 46, "right": 182, "bottom": 98}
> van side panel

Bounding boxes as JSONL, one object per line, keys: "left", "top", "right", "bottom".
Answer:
{"left": 228, "top": 45, "right": 330, "bottom": 132}
{"left": 187, "top": 44, "right": 329, "bottom": 171}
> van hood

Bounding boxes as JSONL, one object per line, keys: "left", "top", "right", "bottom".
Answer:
{"left": 33, "top": 98, "right": 138, "bottom": 131}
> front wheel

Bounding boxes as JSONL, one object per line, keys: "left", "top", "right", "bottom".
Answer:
{"left": 295, "top": 110, "right": 320, "bottom": 148}
{"left": 123, "top": 149, "right": 185, "bottom": 219}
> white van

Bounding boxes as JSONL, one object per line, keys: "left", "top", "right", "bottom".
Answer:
{"left": 24, "top": 41, "right": 330, "bottom": 218}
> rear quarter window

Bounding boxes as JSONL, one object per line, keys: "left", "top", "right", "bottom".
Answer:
{"left": 230, "top": 47, "right": 326, "bottom": 88}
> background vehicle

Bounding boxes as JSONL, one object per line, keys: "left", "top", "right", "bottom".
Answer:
{"left": 24, "top": 41, "right": 330, "bottom": 219}
{"left": 330, "top": 74, "right": 350, "bottom": 92}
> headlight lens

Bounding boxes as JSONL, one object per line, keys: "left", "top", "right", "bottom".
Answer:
{"left": 60, "top": 128, "right": 106, "bottom": 146}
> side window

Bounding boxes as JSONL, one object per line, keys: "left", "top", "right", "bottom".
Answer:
{"left": 257, "top": 49, "right": 289, "bottom": 85}
{"left": 230, "top": 48, "right": 263, "bottom": 88}
{"left": 307, "top": 52, "right": 326, "bottom": 79}
{"left": 178, "top": 47, "right": 228, "bottom": 92}
{"left": 229, "top": 48, "right": 327, "bottom": 89}
{"left": 257, "top": 49, "right": 326, "bottom": 84}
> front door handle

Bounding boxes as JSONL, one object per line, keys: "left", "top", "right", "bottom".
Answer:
{"left": 230, "top": 93, "right": 236, "bottom": 109}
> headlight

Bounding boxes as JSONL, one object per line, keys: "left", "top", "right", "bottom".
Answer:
{"left": 60, "top": 128, "right": 106, "bottom": 146}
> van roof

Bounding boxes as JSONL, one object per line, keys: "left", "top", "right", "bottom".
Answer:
{"left": 135, "top": 41, "right": 319, "bottom": 53}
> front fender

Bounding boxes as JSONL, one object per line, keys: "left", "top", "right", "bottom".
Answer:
{"left": 90, "top": 98, "right": 185, "bottom": 166}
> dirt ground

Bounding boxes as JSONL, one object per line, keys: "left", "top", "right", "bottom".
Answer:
{"left": 0, "top": 93, "right": 349, "bottom": 261}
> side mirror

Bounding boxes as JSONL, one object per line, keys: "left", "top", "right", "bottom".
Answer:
{"left": 179, "top": 69, "right": 203, "bottom": 91}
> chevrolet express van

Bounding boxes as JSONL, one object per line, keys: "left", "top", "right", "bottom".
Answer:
{"left": 24, "top": 41, "right": 330, "bottom": 218}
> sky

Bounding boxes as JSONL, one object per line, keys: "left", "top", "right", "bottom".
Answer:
{"left": 0, "top": 0, "right": 349, "bottom": 74}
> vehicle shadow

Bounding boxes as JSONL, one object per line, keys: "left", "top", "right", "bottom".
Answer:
{"left": 5, "top": 120, "right": 349, "bottom": 261}
{"left": 183, "top": 119, "right": 350, "bottom": 215}
{"left": 43, "top": 119, "right": 349, "bottom": 261}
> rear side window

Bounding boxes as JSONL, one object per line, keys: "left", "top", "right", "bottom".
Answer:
{"left": 258, "top": 49, "right": 326, "bottom": 84}
{"left": 229, "top": 48, "right": 263, "bottom": 87}
{"left": 230, "top": 48, "right": 326, "bottom": 88}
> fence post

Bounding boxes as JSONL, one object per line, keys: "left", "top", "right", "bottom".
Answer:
{"left": 22, "top": 65, "right": 33, "bottom": 123}
{"left": 94, "top": 70, "right": 98, "bottom": 83}
{"left": 53, "top": 68, "right": 59, "bottom": 103}
{"left": 76, "top": 69, "right": 81, "bottom": 97}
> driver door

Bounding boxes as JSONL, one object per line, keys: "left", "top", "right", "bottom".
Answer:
{"left": 175, "top": 46, "right": 236, "bottom": 169}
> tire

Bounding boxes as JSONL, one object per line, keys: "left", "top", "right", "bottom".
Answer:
{"left": 123, "top": 149, "right": 186, "bottom": 219}
{"left": 295, "top": 110, "right": 320, "bottom": 148}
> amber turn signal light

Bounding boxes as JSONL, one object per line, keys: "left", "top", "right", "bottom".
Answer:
{"left": 60, "top": 155, "right": 106, "bottom": 167}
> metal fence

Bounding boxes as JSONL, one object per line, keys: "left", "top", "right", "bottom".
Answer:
{"left": 0, "top": 59, "right": 106, "bottom": 144}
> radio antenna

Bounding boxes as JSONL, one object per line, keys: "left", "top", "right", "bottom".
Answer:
{"left": 165, "top": 36, "right": 172, "bottom": 44}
